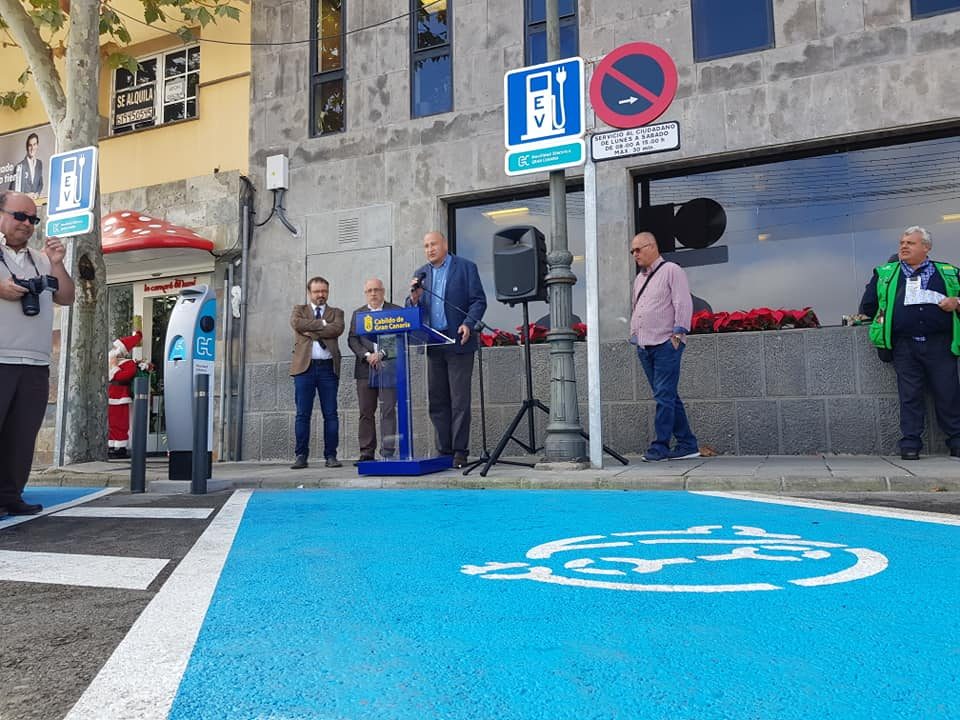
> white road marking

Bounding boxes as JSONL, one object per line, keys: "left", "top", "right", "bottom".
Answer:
{"left": 63, "top": 489, "right": 251, "bottom": 720}
{"left": 0, "top": 550, "right": 168, "bottom": 590}
{"left": 693, "top": 491, "right": 960, "bottom": 526}
{"left": 54, "top": 506, "right": 214, "bottom": 520}
{"left": 0, "top": 488, "right": 120, "bottom": 531}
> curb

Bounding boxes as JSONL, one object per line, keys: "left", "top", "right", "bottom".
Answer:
{"left": 29, "top": 470, "right": 960, "bottom": 493}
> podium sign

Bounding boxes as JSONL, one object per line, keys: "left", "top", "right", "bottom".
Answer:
{"left": 354, "top": 307, "right": 453, "bottom": 476}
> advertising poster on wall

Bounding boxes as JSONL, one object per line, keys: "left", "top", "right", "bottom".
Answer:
{"left": 0, "top": 124, "right": 55, "bottom": 204}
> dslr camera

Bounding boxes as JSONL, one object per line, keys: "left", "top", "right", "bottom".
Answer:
{"left": 13, "top": 275, "right": 59, "bottom": 316}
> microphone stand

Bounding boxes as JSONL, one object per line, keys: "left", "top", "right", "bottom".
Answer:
{"left": 409, "top": 277, "right": 528, "bottom": 475}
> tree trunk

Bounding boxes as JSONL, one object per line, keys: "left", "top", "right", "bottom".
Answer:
{"left": 60, "top": 0, "right": 108, "bottom": 463}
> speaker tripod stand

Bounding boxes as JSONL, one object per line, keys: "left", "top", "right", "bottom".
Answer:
{"left": 472, "top": 302, "right": 628, "bottom": 477}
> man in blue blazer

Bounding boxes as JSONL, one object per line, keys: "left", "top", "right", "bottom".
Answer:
{"left": 407, "top": 231, "right": 487, "bottom": 467}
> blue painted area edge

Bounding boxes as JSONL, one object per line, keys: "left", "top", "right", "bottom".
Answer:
{"left": 357, "top": 456, "right": 454, "bottom": 476}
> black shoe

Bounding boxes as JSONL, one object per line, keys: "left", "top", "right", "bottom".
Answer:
{"left": 950, "top": 448, "right": 960, "bottom": 460}
{"left": 290, "top": 455, "right": 308, "bottom": 470}
{"left": 6, "top": 500, "right": 42, "bottom": 515}
{"left": 354, "top": 454, "right": 375, "bottom": 466}
{"left": 901, "top": 450, "right": 920, "bottom": 461}
{"left": 325, "top": 457, "right": 343, "bottom": 468}
{"left": 453, "top": 452, "right": 467, "bottom": 469}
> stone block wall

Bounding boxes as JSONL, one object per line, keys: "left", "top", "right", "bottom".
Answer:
{"left": 240, "top": 325, "right": 953, "bottom": 460}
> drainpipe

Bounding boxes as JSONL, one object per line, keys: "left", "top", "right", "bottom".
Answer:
{"left": 235, "top": 175, "right": 255, "bottom": 458}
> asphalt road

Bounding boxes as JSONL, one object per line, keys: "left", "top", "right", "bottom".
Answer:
{"left": 0, "top": 490, "right": 230, "bottom": 720}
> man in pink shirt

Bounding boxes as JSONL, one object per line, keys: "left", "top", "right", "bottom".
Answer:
{"left": 629, "top": 232, "right": 699, "bottom": 462}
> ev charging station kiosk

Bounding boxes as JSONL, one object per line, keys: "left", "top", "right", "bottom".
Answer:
{"left": 164, "top": 285, "right": 216, "bottom": 480}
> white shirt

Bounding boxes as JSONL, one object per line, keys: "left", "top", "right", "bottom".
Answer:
{"left": 310, "top": 303, "right": 333, "bottom": 360}
{"left": 0, "top": 232, "right": 35, "bottom": 273}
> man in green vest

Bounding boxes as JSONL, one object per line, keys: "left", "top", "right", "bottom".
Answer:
{"left": 859, "top": 226, "right": 960, "bottom": 461}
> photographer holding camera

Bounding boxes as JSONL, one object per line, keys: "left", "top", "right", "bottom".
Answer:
{"left": 0, "top": 191, "right": 75, "bottom": 515}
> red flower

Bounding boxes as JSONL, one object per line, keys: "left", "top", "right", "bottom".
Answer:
{"left": 572, "top": 322, "right": 587, "bottom": 340}
{"left": 492, "top": 329, "right": 519, "bottom": 346}
{"left": 516, "top": 323, "right": 549, "bottom": 343}
{"left": 691, "top": 310, "right": 714, "bottom": 334}
{"left": 480, "top": 332, "right": 495, "bottom": 347}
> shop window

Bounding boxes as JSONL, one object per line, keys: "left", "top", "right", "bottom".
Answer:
{"left": 638, "top": 134, "right": 960, "bottom": 328}
{"left": 911, "top": 0, "right": 960, "bottom": 18}
{"left": 691, "top": 0, "right": 774, "bottom": 62}
{"left": 411, "top": 0, "right": 452, "bottom": 117}
{"left": 450, "top": 188, "right": 586, "bottom": 332}
{"left": 310, "top": 0, "right": 346, "bottom": 136}
{"left": 111, "top": 47, "right": 199, "bottom": 135}
{"left": 525, "top": 0, "right": 578, "bottom": 66}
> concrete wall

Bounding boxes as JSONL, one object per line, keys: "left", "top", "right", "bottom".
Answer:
{"left": 241, "top": 325, "right": 954, "bottom": 460}
{"left": 242, "top": 0, "right": 960, "bottom": 458}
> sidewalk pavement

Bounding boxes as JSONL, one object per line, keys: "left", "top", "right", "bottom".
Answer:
{"left": 29, "top": 454, "right": 960, "bottom": 493}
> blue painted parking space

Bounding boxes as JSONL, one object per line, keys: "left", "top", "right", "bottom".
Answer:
{"left": 21, "top": 486, "right": 103, "bottom": 509}
{"left": 169, "top": 490, "right": 960, "bottom": 720}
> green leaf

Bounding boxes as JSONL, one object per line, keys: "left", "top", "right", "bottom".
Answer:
{"left": 17, "top": 68, "right": 32, "bottom": 85}
{"left": 197, "top": 7, "right": 213, "bottom": 26}
{"left": 176, "top": 26, "right": 196, "bottom": 43}
{"left": 223, "top": 5, "right": 241, "bottom": 20}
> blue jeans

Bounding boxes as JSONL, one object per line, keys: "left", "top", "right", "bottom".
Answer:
{"left": 637, "top": 341, "right": 697, "bottom": 457}
{"left": 294, "top": 360, "right": 339, "bottom": 459}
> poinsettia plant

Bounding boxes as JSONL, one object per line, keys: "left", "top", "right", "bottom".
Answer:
{"left": 690, "top": 307, "right": 820, "bottom": 334}
{"left": 480, "top": 322, "right": 588, "bottom": 346}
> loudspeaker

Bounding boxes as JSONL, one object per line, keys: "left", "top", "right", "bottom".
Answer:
{"left": 493, "top": 225, "right": 547, "bottom": 305}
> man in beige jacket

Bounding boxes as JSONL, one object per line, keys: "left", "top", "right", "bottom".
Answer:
{"left": 290, "top": 276, "right": 344, "bottom": 469}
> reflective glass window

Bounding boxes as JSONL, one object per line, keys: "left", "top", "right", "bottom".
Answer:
{"left": 311, "top": 0, "right": 346, "bottom": 135}
{"left": 691, "top": 0, "right": 774, "bottom": 62}
{"left": 641, "top": 135, "right": 960, "bottom": 327}
{"left": 451, "top": 191, "right": 586, "bottom": 332}
{"left": 911, "top": 0, "right": 960, "bottom": 17}
{"left": 411, "top": 0, "right": 452, "bottom": 117}
{"left": 525, "top": 1, "right": 577, "bottom": 66}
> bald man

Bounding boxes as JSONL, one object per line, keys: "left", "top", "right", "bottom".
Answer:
{"left": 407, "top": 231, "right": 487, "bottom": 468}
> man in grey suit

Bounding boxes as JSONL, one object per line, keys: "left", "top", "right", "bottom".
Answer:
{"left": 347, "top": 277, "right": 400, "bottom": 463}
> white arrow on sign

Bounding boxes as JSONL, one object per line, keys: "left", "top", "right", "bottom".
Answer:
{"left": 618, "top": 96, "right": 638, "bottom": 105}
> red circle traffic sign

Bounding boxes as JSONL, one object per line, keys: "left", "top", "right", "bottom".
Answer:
{"left": 589, "top": 42, "right": 678, "bottom": 129}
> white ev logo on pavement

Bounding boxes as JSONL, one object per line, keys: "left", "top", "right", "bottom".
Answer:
{"left": 461, "top": 525, "right": 888, "bottom": 593}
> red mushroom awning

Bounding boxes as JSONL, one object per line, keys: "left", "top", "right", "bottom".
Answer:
{"left": 101, "top": 211, "right": 216, "bottom": 281}
{"left": 101, "top": 211, "right": 215, "bottom": 254}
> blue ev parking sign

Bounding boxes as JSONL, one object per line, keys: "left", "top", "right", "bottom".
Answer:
{"left": 504, "top": 57, "right": 585, "bottom": 176}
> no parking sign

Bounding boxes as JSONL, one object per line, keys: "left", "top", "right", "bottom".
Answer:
{"left": 589, "top": 42, "right": 678, "bottom": 129}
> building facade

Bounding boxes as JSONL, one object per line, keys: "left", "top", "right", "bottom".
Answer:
{"left": 0, "top": 4, "right": 251, "bottom": 464}
{"left": 247, "top": 1, "right": 958, "bottom": 458}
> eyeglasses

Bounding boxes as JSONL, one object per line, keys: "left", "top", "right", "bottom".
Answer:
{"left": 1, "top": 209, "right": 40, "bottom": 226}
{"left": 630, "top": 244, "right": 656, "bottom": 255}
{"left": 364, "top": 287, "right": 385, "bottom": 293}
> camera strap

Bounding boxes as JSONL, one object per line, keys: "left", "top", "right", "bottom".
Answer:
{"left": 0, "top": 245, "right": 41, "bottom": 281}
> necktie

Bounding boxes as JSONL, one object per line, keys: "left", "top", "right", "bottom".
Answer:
{"left": 315, "top": 306, "right": 323, "bottom": 319}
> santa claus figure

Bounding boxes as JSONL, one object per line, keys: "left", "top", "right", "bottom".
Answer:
{"left": 108, "top": 330, "right": 144, "bottom": 459}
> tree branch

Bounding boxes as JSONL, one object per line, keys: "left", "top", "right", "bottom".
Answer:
{"left": 0, "top": 0, "right": 66, "bottom": 130}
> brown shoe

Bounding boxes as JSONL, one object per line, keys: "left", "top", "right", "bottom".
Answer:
{"left": 453, "top": 452, "right": 467, "bottom": 469}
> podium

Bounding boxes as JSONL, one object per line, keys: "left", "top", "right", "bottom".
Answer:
{"left": 353, "top": 307, "right": 453, "bottom": 476}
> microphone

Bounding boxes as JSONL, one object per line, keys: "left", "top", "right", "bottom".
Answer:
{"left": 411, "top": 270, "right": 427, "bottom": 291}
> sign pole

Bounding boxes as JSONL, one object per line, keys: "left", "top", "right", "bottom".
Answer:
{"left": 52, "top": 241, "right": 74, "bottom": 467}
{"left": 542, "top": 0, "right": 586, "bottom": 463}
{"left": 583, "top": 149, "right": 602, "bottom": 468}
